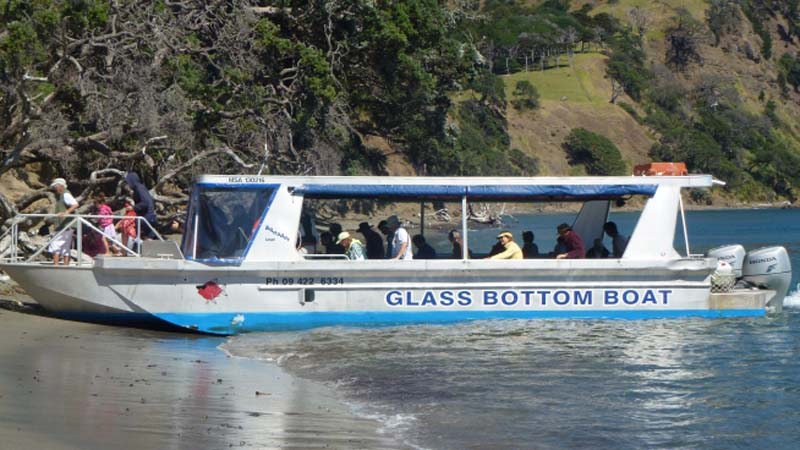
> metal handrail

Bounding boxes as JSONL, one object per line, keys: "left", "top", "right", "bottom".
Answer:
{"left": 4, "top": 213, "right": 166, "bottom": 265}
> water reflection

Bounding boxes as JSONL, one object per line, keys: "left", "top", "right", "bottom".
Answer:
{"left": 0, "top": 313, "right": 402, "bottom": 450}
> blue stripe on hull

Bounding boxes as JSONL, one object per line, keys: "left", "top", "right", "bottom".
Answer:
{"left": 154, "top": 309, "right": 765, "bottom": 336}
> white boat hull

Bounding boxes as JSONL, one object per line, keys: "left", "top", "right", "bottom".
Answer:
{"left": 2, "top": 256, "right": 767, "bottom": 334}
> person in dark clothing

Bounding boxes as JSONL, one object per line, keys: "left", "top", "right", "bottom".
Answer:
{"left": 521, "top": 230, "right": 538, "bottom": 259}
{"left": 329, "top": 223, "right": 343, "bottom": 238}
{"left": 124, "top": 171, "right": 157, "bottom": 238}
{"left": 549, "top": 236, "right": 568, "bottom": 257}
{"left": 378, "top": 219, "right": 393, "bottom": 258}
{"left": 358, "top": 222, "right": 385, "bottom": 260}
{"left": 555, "top": 223, "right": 585, "bottom": 259}
{"left": 603, "top": 221, "right": 629, "bottom": 258}
{"left": 320, "top": 231, "right": 344, "bottom": 255}
{"left": 585, "top": 238, "right": 610, "bottom": 258}
{"left": 487, "top": 241, "right": 505, "bottom": 257}
{"left": 412, "top": 234, "right": 437, "bottom": 259}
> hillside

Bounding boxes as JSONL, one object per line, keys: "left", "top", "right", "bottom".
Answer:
{"left": 501, "top": 53, "right": 654, "bottom": 176}
{"left": 447, "top": 0, "right": 800, "bottom": 203}
{"left": 2, "top": 0, "right": 800, "bottom": 227}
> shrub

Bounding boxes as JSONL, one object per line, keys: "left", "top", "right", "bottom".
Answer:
{"left": 563, "top": 128, "right": 626, "bottom": 175}
{"left": 511, "top": 80, "right": 540, "bottom": 110}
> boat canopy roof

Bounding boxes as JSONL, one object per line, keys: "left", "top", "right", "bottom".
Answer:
{"left": 195, "top": 175, "right": 713, "bottom": 201}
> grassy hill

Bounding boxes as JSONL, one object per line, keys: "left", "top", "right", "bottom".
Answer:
{"left": 501, "top": 53, "right": 654, "bottom": 175}
{"left": 463, "top": 0, "right": 800, "bottom": 203}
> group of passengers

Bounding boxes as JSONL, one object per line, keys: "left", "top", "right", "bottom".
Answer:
{"left": 46, "top": 173, "right": 157, "bottom": 265}
{"left": 484, "top": 221, "right": 627, "bottom": 260}
{"left": 300, "top": 215, "right": 627, "bottom": 262}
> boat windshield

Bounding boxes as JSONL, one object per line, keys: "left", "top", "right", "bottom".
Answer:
{"left": 182, "top": 186, "right": 276, "bottom": 262}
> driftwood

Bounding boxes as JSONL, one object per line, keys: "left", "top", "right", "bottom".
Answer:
{"left": 467, "top": 203, "right": 505, "bottom": 225}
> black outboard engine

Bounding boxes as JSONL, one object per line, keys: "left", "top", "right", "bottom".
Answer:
{"left": 742, "top": 246, "right": 792, "bottom": 313}
{"left": 707, "top": 245, "right": 746, "bottom": 278}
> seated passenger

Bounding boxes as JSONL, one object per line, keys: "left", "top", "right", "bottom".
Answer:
{"left": 336, "top": 232, "right": 366, "bottom": 260}
{"left": 603, "top": 221, "right": 628, "bottom": 258}
{"left": 487, "top": 231, "right": 522, "bottom": 260}
{"left": 555, "top": 223, "right": 585, "bottom": 259}
{"left": 521, "top": 230, "right": 538, "bottom": 259}
{"left": 300, "top": 234, "right": 317, "bottom": 254}
{"left": 412, "top": 234, "right": 437, "bottom": 259}
{"left": 320, "top": 231, "right": 344, "bottom": 255}
{"left": 585, "top": 238, "right": 610, "bottom": 258}
{"left": 448, "top": 230, "right": 464, "bottom": 259}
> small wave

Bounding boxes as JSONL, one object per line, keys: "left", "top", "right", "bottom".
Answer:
{"left": 784, "top": 294, "right": 800, "bottom": 309}
{"left": 345, "top": 406, "right": 429, "bottom": 450}
{"left": 784, "top": 285, "right": 800, "bottom": 309}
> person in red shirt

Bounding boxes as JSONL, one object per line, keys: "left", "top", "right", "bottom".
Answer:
{"left": 555, "top": 223, "right": 585, "bottom": 259}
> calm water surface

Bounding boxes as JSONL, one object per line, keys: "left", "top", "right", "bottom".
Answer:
{"left": 224, "top": 208, "right": 800, "bottom": 449}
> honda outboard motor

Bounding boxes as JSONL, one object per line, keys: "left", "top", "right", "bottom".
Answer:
{"left": 707, "top": 245, "right": 746, "bottom": 278}
{"left": 742, "top": 246, "right": 792, "bottom": 313}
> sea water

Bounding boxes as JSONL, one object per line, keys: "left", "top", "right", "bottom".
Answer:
{"left": 223, "top": 208, "right": 800, "bottom": 449}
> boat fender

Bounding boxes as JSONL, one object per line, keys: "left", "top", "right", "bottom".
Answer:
{"left": 710, "top": 261, "right": 735, "bottom": 293}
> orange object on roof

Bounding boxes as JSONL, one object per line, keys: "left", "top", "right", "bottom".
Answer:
{"left": 633, "top": 162, "right": 688, "bottom": 176}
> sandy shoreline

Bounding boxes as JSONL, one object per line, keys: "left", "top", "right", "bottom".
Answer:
{"left": 0, "top": 300, "right": 407, "bottom": 450}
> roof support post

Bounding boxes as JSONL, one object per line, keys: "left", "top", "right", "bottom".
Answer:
{"left": 679, "top": 194, "right": 691, "bottom": 256}
{"left": 461, "top": 195, "right": 468, "bottom": 261}
{"left": 420, "top": 201, "right": 425, "bottom": 237}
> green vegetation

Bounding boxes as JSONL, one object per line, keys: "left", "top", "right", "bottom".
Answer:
{"left": 563, "top": 128, "right": 626, "bottom": 176}
{"left": 511, "top": 81, "right": 540, "bottom": 110}
{"left": 1, "top": 0, "right": 799, "bottom": 208}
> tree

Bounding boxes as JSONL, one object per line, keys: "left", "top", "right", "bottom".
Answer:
{"left": 511, "top": 81, "right": 540, "bottom": 110}
{"left": 563, "top": 128, "right": 626, "bottom": 176}
{"left": 665, "top": 10, "right": 704, "bottom": 71}
{"left": 706, "top": 0, "right": 742, "bottom": 46}
{"left": 628, "top": 7, "right": 652, "bottom": 39}
{"left": 606, "top": 30, "right": 650, "bottom": 102}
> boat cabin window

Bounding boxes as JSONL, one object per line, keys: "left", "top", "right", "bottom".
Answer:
{"left": 182, "top": 186, "right": 276, "bottom": 262}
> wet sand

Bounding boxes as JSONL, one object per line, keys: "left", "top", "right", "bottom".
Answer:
{"left": 0, "top": 301, "right": 406, "bottom": 450}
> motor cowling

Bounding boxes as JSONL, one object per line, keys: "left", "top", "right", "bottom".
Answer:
{"left": 707, "top": 245, "right": 746, "bottom": 278}
{"left": 742, "top": 246, "right": 792, "bottom": 313}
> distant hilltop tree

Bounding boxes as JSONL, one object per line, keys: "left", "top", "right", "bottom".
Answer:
{"left": 563, "top": 128, "right": 626, "bottom": 176}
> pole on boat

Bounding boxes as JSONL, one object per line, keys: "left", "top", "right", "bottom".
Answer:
{"left": 678, "top": 194, "right": 690, "bottom": 256}
{"left": 76, "top": 218, "right": 82, "bottom": 266}
{"left": 192, "top": 210, "right": 199, "bottom": 259}
{"left": 420, "top": 201, "right": 425, "bottom": 237}
{"left": 461, "top": 195, "right": 468, "bottom": 261}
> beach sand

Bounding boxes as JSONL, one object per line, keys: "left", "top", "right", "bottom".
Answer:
{"left": 0, "top": 300, "right": 406, "bottom": 450}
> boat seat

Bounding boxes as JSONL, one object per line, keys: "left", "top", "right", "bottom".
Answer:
{"left": 141, "top": 240, "right": 184, "bottom": 259}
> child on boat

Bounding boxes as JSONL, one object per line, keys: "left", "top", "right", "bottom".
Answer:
{"left": 94, "top": 193, "right": 116, "bottom": 255}
{"left": 115, "top": 197, "right": 138, "bottom": 253}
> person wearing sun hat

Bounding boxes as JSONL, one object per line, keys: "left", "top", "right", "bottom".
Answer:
{"left": 487, "top": 231, "right": 522, "bottom": 260}
{"left": 336, "top": 231, "right": 366, "bottom": 260}
{"left": 386, "top": 215, "right": 413, "bottom": 260}
{"left": 47, "top": 177, "right": 79, "bottom": 265}
{"left": 555, "top": 222, "right": 585, "bottom": 259}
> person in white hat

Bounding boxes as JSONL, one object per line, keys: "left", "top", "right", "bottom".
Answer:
{"left": 487, "top": 231, "right": 522, "bottom": 260}
{"left": 385, "top": 215, "right": 412, "bottom": 260}
{"left": 336, "top": 231, "right": 366, "bottom": 261}
{"left": 47, "top": 178, "right": 79, "bottom": 265}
